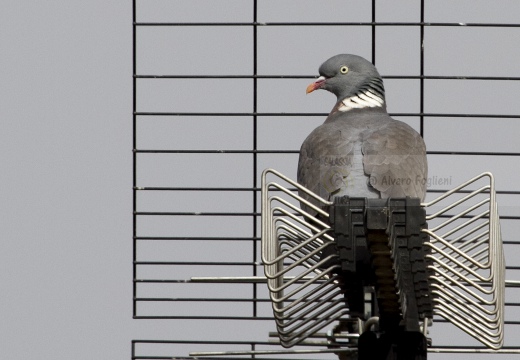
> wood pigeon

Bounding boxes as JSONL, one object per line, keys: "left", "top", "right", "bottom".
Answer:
{"left": 298, "top": 54, "right": 427, "bottom": 216}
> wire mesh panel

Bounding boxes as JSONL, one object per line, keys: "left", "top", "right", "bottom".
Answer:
{"left": 261, "top": 169, "right": 349, "bottom": 348}
{"left": 423, "top": 173, "right": 505, "bottom": 349}
{"left": 133, "top": 0, "right": 520, "bottom": 358}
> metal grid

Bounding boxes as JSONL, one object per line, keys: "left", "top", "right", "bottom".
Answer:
{"left": 132, "top": 0, "right": 520, "bottom": 358}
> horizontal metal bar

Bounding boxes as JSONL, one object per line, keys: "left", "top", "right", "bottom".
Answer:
{"left": 131, "top": 296, "right": 520, "bottom": 306}
{"left": 268, "top": 331, "right": 358, "bottom": 340}
{"left": 134, "top": 149, "right": 297, "bottom": 154}
{"left": 134, "top": 356, "right": 338, "bottom": 360}
{"left": 189, "top": 348, "right": 357, "bottom": 357}
{"left": 190, "top": 276, "right": 317, "bottom": 283}
{"left": 131, "top": 189, "right": 520, "bottom": 202}
{"left": 134, "top": 236, "right": 259, "bottom": 241}
{"left": 428, "top": 150, "right": 520, "bottom": 156}
{"left": 137, "top": 341, "right": 520, "bottom": 355}
{"left": 133, "top": 315, "right": 274, "bottom": 320}
{"left": 134, "top": 211, "right": 520, "bottom": 220}
{"left": 134, "top": 148, "right": 520, "bottom": 156}
{"left": 132, "top": 337, "right": 520, "bottom": 348}
{"left": 135, "top": 297, "right": 272, "bottom": 302}
{"left": 429, "top": 347, "right": 520, "bottom": 354}
{"left": 135, "top": 74, "right": 520, "bottom": 81}
{"left": 134, "top": 186, "right": 258, "bottom": 191}
{"left": 135, "top": 297, "right": 377, "bottom": 304}
{"left": 134, "top": 279, "right": 189, "bottom": 283}
{"left": 136, "top": 273, "right": 520, "bottom": 286}
{"left": 132, "top": 339, "right": 272, "bottom": 345}
{"left": 134, "top": 211, "right": 260, "bottom": 216}
{"left": 134, "top": 111, "right": 520, "bottom": 118}
{"left": 134, "top": 111, "right": 326, "bottom": 116}
{"left": 428, "top": 189, "right": 520, "bottom": 195}
{"left": 188, "top": 346, "right": 520, "bottom": 357}
{"left": 134, "top": 357, "right": 325, "bottom": 360}
{"left": 429, "top": 214, "right": 520, "bottom": 220}
{"left": 190, "top": 276, "right": 270, "bottom": 283}
{"left": 134, "top": 236, "right": 518, "bottom": 244}
{"left": 135, "top": 75, "right": 313, "bottom": 79}
{"left": 134, "top": 261, "right": 257, "bottom": 266}
{"left": 133, "top": 186, "right": 520, "bottom": 195}
{"left": 134, "top": 357, "right": 334, "bottom": 360}
{"left": 133, "top": 348, "right": 520, "bottom": 359}
{"left": 134, "top": 21, "right": 520, "bottom": 28}
{"left": 389, "top": 75, "right": 520, "bottom": 81}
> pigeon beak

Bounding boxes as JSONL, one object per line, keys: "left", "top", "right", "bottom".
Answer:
{"left": 306, "top": 76, "right": 327, "bottom": 94}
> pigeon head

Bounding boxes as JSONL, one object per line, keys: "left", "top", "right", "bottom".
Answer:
{"left": 306, "top": 54, "right": 385, "bottom": 111}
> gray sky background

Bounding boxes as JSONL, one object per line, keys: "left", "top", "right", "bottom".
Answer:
{"left": 1, "top": 1, "right": 520, "bottom": 359}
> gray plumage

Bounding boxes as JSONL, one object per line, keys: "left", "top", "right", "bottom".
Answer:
{"left": 298, "top": 54, "right": 427, "bottom": 216}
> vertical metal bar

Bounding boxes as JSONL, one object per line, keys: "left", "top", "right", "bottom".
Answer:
{"left": 252, "top": 0, "right": 258, "bottom": 318}
{"left": 132, "top": 0, "right": 137, "bottom": 318}
{"left": 371, "top": 0, "right": 376, "bottom": 64}
{"left": 420, "top": 0, "right": 425, "bottom": 137}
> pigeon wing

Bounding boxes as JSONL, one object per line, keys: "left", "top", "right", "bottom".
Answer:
{"left": 297, "top": 122, "right": 378, "bottom": 216}
{"left": 361, "top": 119, "right": 427, "bottom": 200}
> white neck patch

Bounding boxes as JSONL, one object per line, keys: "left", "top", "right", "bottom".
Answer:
{"left": 337, "top": 89, "right": 385, "bottom": 112}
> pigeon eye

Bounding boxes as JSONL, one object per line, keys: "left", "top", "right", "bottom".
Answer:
{"left": 340, "top": 66, "right": 349, "bottom": 74}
